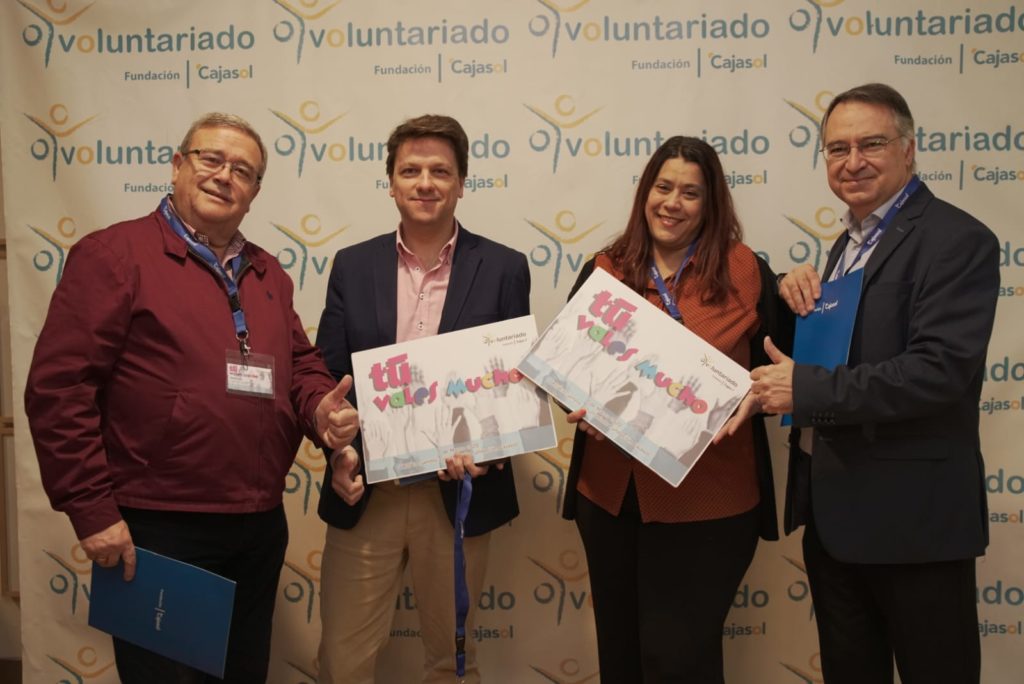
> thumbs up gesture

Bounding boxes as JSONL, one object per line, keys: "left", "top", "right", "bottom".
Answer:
{"left": 330, "top": 446, "right": 365, "bottom": 505}
{"left": 750, "top": 337, "right": 795, "bottom": 415}
{"left": 315, "top": 375, "right": 359, "bottom": 451}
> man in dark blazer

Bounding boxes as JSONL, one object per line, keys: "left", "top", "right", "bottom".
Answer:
{"left": 313, "top": 114, "right": 530, "bottom": 683}
{"left": 751, "top": 84, "right": 999, "bottom": 684}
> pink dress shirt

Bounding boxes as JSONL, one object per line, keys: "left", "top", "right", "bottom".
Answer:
{"left": 395, "top": 223, "right": 458, "bottom": 343}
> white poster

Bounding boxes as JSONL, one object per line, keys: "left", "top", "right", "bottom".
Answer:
{"left": 351, "top": 316, "right": 556, "bottom": 483}
{"left": 518, "top": 268, "right": 751, "bottom": 487}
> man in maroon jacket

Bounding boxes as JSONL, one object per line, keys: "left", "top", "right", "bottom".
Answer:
{"left": 25, "top": 112, "right": 358, "bottom": 684}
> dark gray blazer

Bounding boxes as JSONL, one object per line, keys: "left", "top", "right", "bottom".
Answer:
{"left": 315, "top": 225, "right": 530, "bottom": 537}
{"left": 785, "top": 182, "right": 1000, "bottom": 564}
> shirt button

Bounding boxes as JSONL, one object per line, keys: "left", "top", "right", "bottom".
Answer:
{"left": 414, "top": 267, "right": 421, "bottom": 272}
{"left": 417, "top": 322, "right": 424, "bottom": 330}
{"left": 419, "top": 293, "right": 425, "bottom": 300}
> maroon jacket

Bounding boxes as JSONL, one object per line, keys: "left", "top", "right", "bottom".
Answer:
{"left": 25, "top": 208, "right": 336, "bottom": 539}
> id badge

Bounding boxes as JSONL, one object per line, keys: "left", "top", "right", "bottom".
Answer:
{"left": 226, "top": 350, "right": 275, "bottom": 397}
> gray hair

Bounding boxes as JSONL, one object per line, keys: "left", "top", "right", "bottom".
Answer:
{"left": 178, "top": 112, "right": 268, "bottom": 180}
{"left": 821, "top": 83, "right": 916, "bottom": 171}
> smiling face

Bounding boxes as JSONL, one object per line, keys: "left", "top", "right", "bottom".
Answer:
{"left": 644, "top": 157, "right": 706, "bottom": 263}
{"left": 170, "top": 125, "right": 262, "bottom": 242}
{"left": 823, "top": 100, "right": 915, "bottom": 220}
{"left": 389, "top": 136, "right": 464, "bottom": 235}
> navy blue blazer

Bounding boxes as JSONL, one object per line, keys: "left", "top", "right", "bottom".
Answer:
{"left": 785, "top": 182, "right": 1000, "bottom": 564}
{"left": 315, "top": 226, "right": 531, "bottom": 537}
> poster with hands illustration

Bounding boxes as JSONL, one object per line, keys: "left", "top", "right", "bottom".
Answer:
{"left": 517, "top": 268, "right": 751, "bottom": 487}
{"left": 352, "top": 316, "right": 556, "bottom": 484}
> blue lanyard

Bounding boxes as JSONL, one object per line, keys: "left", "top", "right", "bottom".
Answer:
{"left": 835, "top": 175, "right": 921, "bottom": 278}
{"left": 454, "top": 474, "right": 473, "bottom": 680}
{"left": 649, "top": 239, "right": 699, "bottom": 323}
{"left": 159, "top": 196, "right": 251, "bottom": 357}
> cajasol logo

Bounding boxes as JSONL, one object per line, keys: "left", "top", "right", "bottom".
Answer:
{"left": 979, "top": 619, "right": 1024, "bottom": 638}
{"left": 272, "top": 0, "right": 508, "bottom": 64}
{"left": 17, "top": 0, "right": 255, "bottom": 68}
{"left": 26, "top": 104, "right": 174, "bottom": 181}
{"left": 702, "top": 50, "right": 769, "bottom": 76}
{"left": 789, "top": 0, "right": 1024, "bottom": 54}
{"left": 27, "top": 216, "right": 89, "bottom": 284}
{"left": 271, "top": 213, "right": 347, "bottom": 290}
{"left": 527, "top": 0, "right": 769, "bottom": 58}
{"left": 780, "top": 206, "right": 844, "bottom": 273}
{"left": 990, "top": 508, "right": 1024, "bottom": 524}
{"left": 979, "top": 394, "right": 1024, "bottom": 415}
{"left": 526, "top": 209, "right": 605, "bottom": 288}
{"left": 784, "top": 91, "right": 833, "bottom": 170}
{"left": 967, "top": 163, "right": 1024, "bottom": 188}
{"left": 968, "top": 45, "right": 1024, "bottom": 70}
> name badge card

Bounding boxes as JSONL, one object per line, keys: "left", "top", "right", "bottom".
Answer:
{"left": 225, "top": 350, "right": 275, "bottom": 398}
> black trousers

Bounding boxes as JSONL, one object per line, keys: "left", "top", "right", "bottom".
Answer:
{"left": 803, "top": 521, "right": 980, "bottom": 684}
{"left": 112, "top": 505, "right": 289, "bottom": 684}
{"left": 575, "top": 484, "right": 759, "bottom": 684}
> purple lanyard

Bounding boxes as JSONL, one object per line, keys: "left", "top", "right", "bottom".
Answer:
{"left": 649, "top": 239, "right": 699, "bottom": 322}
{"left": 160, "top": 197, "right": 250, "bottom": 358}
{"left": 454, "top": 474, "right": 472, "bottom": 680}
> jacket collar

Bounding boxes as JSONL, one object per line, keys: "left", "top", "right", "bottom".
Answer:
{"left": 371, "top": 222, "right": 481, "bottom": 343}
{"left": 822, "top": 181, "right": 932, "bottom": 288}
{"left": 155, "top": 206, "right": 267, "bottom": 276}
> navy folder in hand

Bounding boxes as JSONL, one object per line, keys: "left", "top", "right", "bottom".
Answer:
{"left": 781, "top": 269, "right": 864, "bottom": 426}
{"left": 88, "top": 547, "right": 235, "bottom": 678}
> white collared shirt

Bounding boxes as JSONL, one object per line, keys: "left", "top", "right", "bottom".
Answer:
{"left": 829, "top": 182, "right": 909, "bottom": 282}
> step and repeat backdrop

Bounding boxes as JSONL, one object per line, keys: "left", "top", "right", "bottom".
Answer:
{"left": 2, "top": 2, "right": 1022, "bottom": 682}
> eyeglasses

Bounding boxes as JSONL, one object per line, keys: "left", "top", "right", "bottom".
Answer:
{"left": 184, "top": 149, "right": 262, "bottom": 187}
{"left": 820, "top": 136, "right": 904, "bottom": 162}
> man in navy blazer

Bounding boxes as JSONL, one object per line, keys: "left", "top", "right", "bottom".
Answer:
{"left": 751, "top": 84, "right": 999, "bottom": 684}
{"left": 313, "top": 114, "right": 530, "bottom": 683}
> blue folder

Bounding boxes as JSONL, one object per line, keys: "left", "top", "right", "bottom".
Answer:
{"left": 88, "top": 547, "right": 235, "bottom": 678}
{"left": 781, "top": 269, "right": 864, "bottom": 426}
